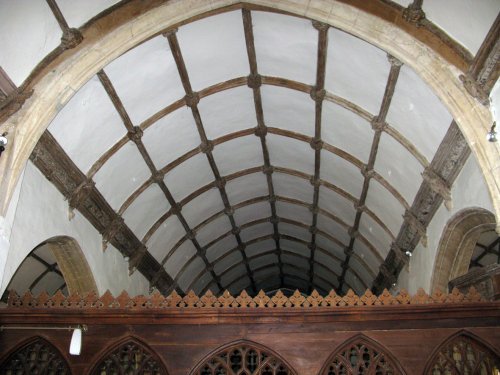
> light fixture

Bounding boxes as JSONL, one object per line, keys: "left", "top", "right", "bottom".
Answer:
{"left": 487, "top": 122, "right": 497, "bottom": 142}
{"left": 0, "top": 132, "right": 8, "bottom": 157}
{"left": 405, "top": 250, "right": 412, "bottom": 257}
{"left": 0, "top": 324, "right": 87, "bottom": 355}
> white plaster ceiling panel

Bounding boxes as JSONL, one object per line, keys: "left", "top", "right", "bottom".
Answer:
{"left": 182, "top": 188, "right": 225, "bottom": 228}
{"left": 234, "top": 201, "right": 272, "bottom": 227}
{"left": 261, "top": 86, "right": 315, "bottom": 137}
{"left": 313, "top": 277, "right": 332, "bottom": 294}
{"left": 313, "top": 263, "right": 338, "bottom": 285}
{"left": 345, "top": 271, "right": 365, "bottom": 294}
{"left": 93, "top": 142, "right": 151, "bottom": 210}
{"left": 252, "top": 11, "right": 317, "bottom": 84}
{"left": 282, "top": 254, "right": 305, "bottom": 270}
{"left": 319, "top": 187, "right": 356, "bottom": 226}
{"left": 240, "top": 222, "right": 274, "bottom": 243}
{"left": 353, "top": 241, "right": 381, "bottom": 276}
{"left": 225, "top": 173, "right": 269, "bottom": 206}
{"left": 326, "top": 28, "right": 390, "bottom": 115}
{"left": 56, "top": 0, "right": 120, "bottom": 27}
{"left": 322, "top": 101, "right": 373, "bottom": 163}
{"left": 122, "top": 184, "right": 170, "bottom": 240}
{"left": 349, "top": 257, "right": 372, "bottom": 287}
{"left": 358, "top": 215, "right": 392, "bottom": 259}
{"left": 191, "top": 271, "right": 212, "bottom": 294}
{"left": 249, "top": 253, "right": 279, "bottom": 272}
{"left": 164, "top": 241, "right": 197, "bottom": 279}
{"left": 195, "top": 215, "right": 232, "bottom": 248}
{"left": 213, "top": 135, "right": 263, "bottom": 176}
{"left": 253, "top": 265, "right": 279, "bottom": 281}
{"left": 424, "top": 0, "right": 499, "bottom": 55}
{"left": 321, "top": 151, "right": 364, "bottom": 198}
{"left": 104, "top": 36, "right": 185, "bottom": 125}
{"left": 0, "top": 0, "right": 61, "bottom": 86}
{"left": 199, "top": 86, "right": 255, "bottom": 140}
{"left": 276, "top": 202, "right": 312, "bottom": 225}
{"left": 365, "top": 179, "right": 405, "bottom": 236}
{"left": 146, "top": 215, "right": 186, "bottom": 262}
{"left": 220, "top": 264, "right": 247, "bottom": 288}
{"left": 163, "top": 153, "right": 214, "bottom": 202}
{"left": 280, "top": 222, "right": 310, "bottom": 243}
{"left": 245, "top": 238, "right": 275, "bottom": 258}
{"left": 177, "top": 11, "right": 249, "bottom": 91}
{"left": 281, "top": 239, "right": 310, "bottom": 258}
{"left": 178, "top": 257, "right": 205, "bottom": 292}
{"left": 316, "top": 236, "right": 344, "bottom": 258}
{"left": 7, "top": 257, "right": 46, "bottom": 293}
{"left": 314, "top": 251, "right": 342, "bottom": 274}
{"left": 206, "top": 235, "right": 238, "bottom": 263}
{"left": 31, "top": 272, "right": 65, "bottom": 296}
{"left": 375, "top": 132, "right": 423, "bottom": 205}
{"left": 284, "top": 276, "right": 308, "bottom": 291}
{"left": 267, "top": 134, "right": 314, "bottom": 175}
{"left": 142, "top": 107, "right": 200, "bottom": 169}
{"left": 48, "top": 76, "right": 126, "bottom": 173}
{"left": 273, "top": 173, "right": 314, "bottom": 204}
{"left": 228, "top": 277, "right": 251, "bottom": 295}
{"left": 390, "top": 0, "right": 412, "bottom": 6}
{"left": 214, "top": 251, "right": 243, "bottom": 275}
{"left": 386, "top": 65, "right": 452, "bottom": 160}
{"left": 317, "top": 214, "right": 350, "bottom": 245}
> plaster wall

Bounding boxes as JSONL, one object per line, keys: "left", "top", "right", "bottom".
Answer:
{"left": 399, "top": 155, "right": 495, "bottom": 294}
{"left": 0, "top": 161, "right": 149, "bottom": 296}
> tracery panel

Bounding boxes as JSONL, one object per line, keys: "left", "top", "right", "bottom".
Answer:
{"left": 0, "top": 336, "right": 71, "bottom": 375}
{"left": 191, "top": 341, "right": 296, "bottom": 375}
{"left": 320, "top": 335, "right": 405, "bottom": 375}
{"left": 424, "top": 332, "right": 500, "bottom": 375}
{"left": 90, "top": 338, "right": 167, "bottom": 375}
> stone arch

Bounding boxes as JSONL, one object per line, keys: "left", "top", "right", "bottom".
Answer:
{"left": 319, "top": 334, "right": 406, "bottom": 375}
{"left": 88, "top": 336, "right": 169, "bottom": 375}
{"left": 0, "top": 336, "right": 71, "bottom": 374}
{"left": 0, "top": 0, "right": 498, "bottom": 235}
{"left": 423, "top": 330, "right": 500, "bottom": 374}
{"left": 431, "top": 208, "right": 496, "bottom": 292}
{"left": 190, "top": 339, "right": 297, "bottom": 375}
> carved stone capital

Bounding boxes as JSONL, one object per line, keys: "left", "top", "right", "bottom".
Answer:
{"left": 402, "top": 4, "right": 426, "bottom": 27}
{"left": 422, "top": 167, "right": 452, "bottom": 210}
{"left": 403, "top": 210, "right": 428, "bottom": 247}
{"left": 310, "top": 138, "right": 323, "bottom": 151}
{"left": 61, "top": 28, "right": 83, "bottom": 49}
{"left": 459, "top": 74, "right": 489, "bottom": 106}
{"left": 247, "top": 73, "right": 262, "bottom": 89}
{"left": 185, "top": 92, "right": 200, "bottom": 107}
{"left": 127, "top": 126, "right": 143, "bottom": 144}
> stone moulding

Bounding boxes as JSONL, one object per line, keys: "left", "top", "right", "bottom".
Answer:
{"left": 5, "top": 287, "right": 487, "bottom": 310}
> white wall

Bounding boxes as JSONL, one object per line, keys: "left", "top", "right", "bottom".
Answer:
{"left": 398, "top": 155, "right": 495, "bottom": 293}
{"left": 0, "top": 161, "right": 150, "bottom": 296}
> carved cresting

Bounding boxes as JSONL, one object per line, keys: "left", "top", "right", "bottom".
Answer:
{"left": 6, "top": 287, "right": 485, "bottom": 310}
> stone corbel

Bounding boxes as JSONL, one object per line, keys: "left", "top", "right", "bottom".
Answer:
{"left": 422, "top": 167, "right": 453, "bottom": 210}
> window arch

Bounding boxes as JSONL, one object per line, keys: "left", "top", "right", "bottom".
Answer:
{"left": 319, "top": 335, "right": 406, "bottom": 375}
{"left": 424, "top": 331, "right": 500, "bottom": 375}
{"left": 190, "top": 340, "right": 297, "bottom": 375}
{"left": 0, "top": 336, "right": 71, "bottom": 374}
{"left": 89, "top": 337, "right": 168, "bottom": 375}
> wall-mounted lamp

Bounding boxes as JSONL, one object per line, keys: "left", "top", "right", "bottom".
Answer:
{"left": 0, "top": 324, "right": 87, "bottom": 355}
{"left": 0, "top": 132, "right": 8, "bottom": 156}
{"left": 487, "top": 122, "right": 497, "bottom": 142}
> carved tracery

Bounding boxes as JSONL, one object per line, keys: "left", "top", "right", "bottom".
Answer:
{"left": 90, "top": 339, "right": 167, "bottom": 375}
{"left": 425, "top": 333, "right": 500, "bottom": 375}
{"left": 321, "top": 336, "right": 405, "bottom": 375}
{"left": 192, "top": 341, "right": 296, "bottom": 375}
{"left": 0, "top": 336, "right": 71, "bottom": 375}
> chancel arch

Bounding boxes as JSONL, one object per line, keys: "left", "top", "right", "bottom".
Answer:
{"left": 189, "top": 340, "right": 297, "bottom": 375}
{"left": 431, "top": 208, "right": 497, "bottom": 292}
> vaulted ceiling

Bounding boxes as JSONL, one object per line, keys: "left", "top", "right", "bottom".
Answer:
{"left": 1, "top": 0, "right": 499, "bottom": 297}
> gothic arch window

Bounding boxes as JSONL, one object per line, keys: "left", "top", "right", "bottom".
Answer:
{"left": 190, "top": 340, "right": 297, "bottom": 375}
{"left": 424, "top": 332, "right": 500, "bottom": 375}
{"left": 0, "top": 336, "right": 71, "bottom": 375}
{"left": 89, "top": 337, "right": 167, "bottom": 375}
{"left": 320, "top": 335, "right": 406, "bottom": 375}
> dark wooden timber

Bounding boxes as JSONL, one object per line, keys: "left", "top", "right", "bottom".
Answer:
{"left": 29, "top": 131, "right": 176, "bottom": 293}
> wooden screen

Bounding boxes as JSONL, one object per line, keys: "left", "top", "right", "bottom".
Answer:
{"left": 90, "top": 339, "right": 167, "bottom": 375}
{"left": 0, "top": 336, "right": 71, "bottom": 375}
{"left": 192, "top": 342, "right": 295, "bottom": 375}
{"left": 425, "top": 333, "right": 500, "bottom": 374}
{"left": 321, "top": 336, "right": 404, "bottom": 375}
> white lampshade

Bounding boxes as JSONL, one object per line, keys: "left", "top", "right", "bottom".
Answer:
{"left": 69, "top": 327, "right": 82, "bottom": 355}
